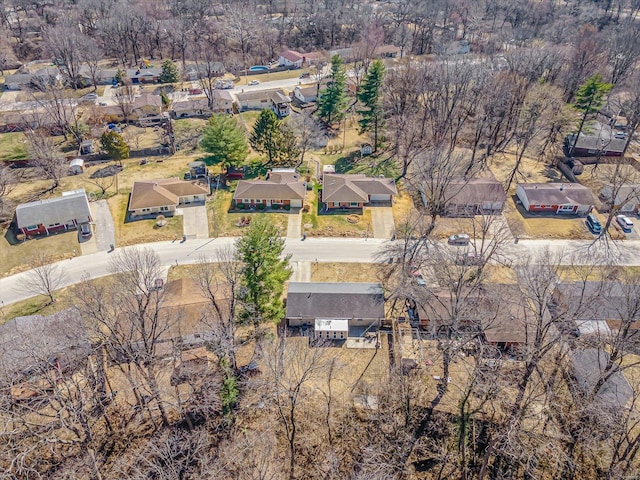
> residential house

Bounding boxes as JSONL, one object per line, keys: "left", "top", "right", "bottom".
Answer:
{"left": 422, "top": 177, "right": 507, "bottom": 216}
{"left": 285, "top": 282, "right": 385, "bottom": 339}
{"left": 98, "top": 105, "right": 125, "bottom": 123}
{"left": 516, "top": 183, "right": 595, "bottom": 215}
{"left": 322, "top": 173, "right": 397, "bottom": 209}
{"left": 184, "top": 62, "right": 225, "bottom": 81}
{"left": 303, "top": 51, "right": 326, "bottom": 66}
{"left": 564, "top": 131, "right": 626, "bottom": 157}
{"left": 77, "top": 65, "right": 118, "bottom": 86}
{"left": 128, "top": 178, "right": 210, "bottom": 217}
{"left": 0, "top": 309, "right": 91, "bottom": 397}
{"left": 171, "top": 97, "right": 211, "bottom": 118}
{"left": 571, "top": 348, "right": 633, "bottom": 409}
{"left": 293, "top": 85, "right": 318, "bottom": 104}
{"left": 552, "top": 281, "right": 639, "bottom": 338}
{"left": 278, "top": 50, "right": 305, "bottom": 68}
{"left": 132, "top": 93, "right": 163, "bottom": 119}
{"left": 232, "top": 169, "right": 306, "bottom": 209}
{"left": 126, "top": 67, "right": 162, "bottom": 84}
{"left": 3, "top": 66, "right": 61, "bottom": 90}
{"left": 234, "top": 89, "right": 291, "bottom": 117}
{"left": 600, "top": 184, "right": 640, "bottom": 214}
{"left": 412, "top": 284, "right": 529, "bottom": 351}
{"left": 15, "top": 189, "right": 92, "bottom": 236}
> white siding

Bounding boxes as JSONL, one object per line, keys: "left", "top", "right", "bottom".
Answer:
{"left": 370, "top": 194, "right": 391, "bottom": 202}
{"left": 516, "top": 186, "right": 530, "bottom": 211}
{"left": 290, "top": 199, "right": 303, "bottom": 208}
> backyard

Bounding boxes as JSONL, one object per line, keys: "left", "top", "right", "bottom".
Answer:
{"left": 0, "top": 132, "right": 28, "bottom": 161}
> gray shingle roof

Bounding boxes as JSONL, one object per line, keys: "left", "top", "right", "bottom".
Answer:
{"left": 517, "top": 183, "right": 595, "bottom": 206}
{"left": 322, "top": 173, "right": 397, "bottom": 203}
{"left": 443, "top": 177, "right": 507, "bottom": 205}
{"left": 15, "top": 191, "right": 91, "bottom": 229}
{"left": 286, "top": 282, "right": 385, "bottom": 319}
{"left": 572, "top": 348, "right": 633, "bottom": 408}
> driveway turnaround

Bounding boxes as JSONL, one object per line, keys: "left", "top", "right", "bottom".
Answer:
{"left": 287, "top": 208, "right": 302, "bottom": 238}
{"left": 369, "top": 207, "right": 395, "bottom": 239}
{"left": 92, "top": 199, "right": 116, "bottom": 251}
{"left": 182, "top": 205, "right": 209, "bottom": 239}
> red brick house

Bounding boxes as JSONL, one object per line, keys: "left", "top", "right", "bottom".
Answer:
{"left": 322, "top": 173, "right": 397, "bottom": 209}
{"left": 15, "top": 190, "right": 92, "bottom": 236}
{"left": 516, "top": 183, "right": 595, "bottom": 215}
{"left": 232, "top": 169, "right": 305, "bottom": 209}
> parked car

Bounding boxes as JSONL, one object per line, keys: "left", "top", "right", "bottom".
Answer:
{"left": 299, "top": 72, "right": 310, "bottom": 79}
{"left": 448, "top": 233, "right": 470, "bottom": 246}
{"left": 80, "top": 223, "right": 92, "bottom": 238}
{"left": 616, "top": 214, "right": 634, "bottom": 232}
{"left": 614, "top": 131, "right": 627, "bottom": 139}
{"left": 585, "top": 213, "right": 602, "bottom": 234}
{"left": 248, "top": 80, "right": 260, "bottom": 86}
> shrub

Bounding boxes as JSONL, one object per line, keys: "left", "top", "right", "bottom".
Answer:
{"left": 302, "top": 204, "right": 310, "bottom": 213}
{"left": 237, "top": 203, "right": 244, "bottom": 209}
{"left": 257, "top": 203, "right": 266, "bottom": 210}
{"left": 284, "top": 204, "right": 291, "bottom": 211}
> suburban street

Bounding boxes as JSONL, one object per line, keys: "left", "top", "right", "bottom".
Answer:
{"left": 2, "top": 236, "right": 640, "bottom": 306}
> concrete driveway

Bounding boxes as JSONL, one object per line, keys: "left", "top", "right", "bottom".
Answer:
{"left": 91, "top": 200, "right": 116, "bottom": 251}
{"left": 368, "top": 207, "right": 395, "bottom": 239}
{"left": 182, "top": 205, "right": 209, "bottom": 239}
{"left": 0, "top": 90, "right": 19, "bottom": 110}
{"left": 287, "top": 208, "right": 302, "bottom": 238}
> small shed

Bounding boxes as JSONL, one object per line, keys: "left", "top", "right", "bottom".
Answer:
{"left": 361, "top": 143, "right": 373, "bottom": 156}
{"left": 69, "top": 158, "right": 85, "bottom": 174}
{"left": 79, "top": 140, "right": 94, "bottom": 155}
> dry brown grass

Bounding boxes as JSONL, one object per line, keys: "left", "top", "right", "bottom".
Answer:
{"left": 310, "top": 262, "right": 382, "bottom": 283}
{"left": 108, "top": 193, "right": 184, "bottom": 246}
{"left": 0, "top": 229, "right": 78, "bottom": 277}
{"left": 488, "top": 151, "right": 563, "bottom": 194}
{"left": 392, "top": 188, "right": 418, "bottom": 230}
{"left": 484, "top": 265, "right": 519, "bottom": 284}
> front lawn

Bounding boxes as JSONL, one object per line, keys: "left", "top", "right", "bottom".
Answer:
{"left": 108, "top": 193, "right": 183, "bottom": 246}
{"left": 302, "top": 184, "right": 373, "bottom": 237}
{"left": 208, "top": 190, "right": 288, "bottom": 237}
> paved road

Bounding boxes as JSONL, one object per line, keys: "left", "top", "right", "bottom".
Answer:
{"left": 2, "top": 237, "right": 640, "bottom": 307}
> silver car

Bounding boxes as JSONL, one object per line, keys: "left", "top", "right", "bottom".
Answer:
{"left": 448, "top": 233, "right": 470, "bottom": 245}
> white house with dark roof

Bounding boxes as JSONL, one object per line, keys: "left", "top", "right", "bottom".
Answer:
{"left": 424, "top": 177, "right": 507, "bottom": 216}
{"left": 234, "top": 89, "right": 291, "bottom": 117}
{"left": 285, "top": 282, "right": 385, "bottom": 339}
{"left": 232, "top": 169, "right": 305, "bottom": 209}
{"left": 15, "top": 189, "right": 92, "bottom": 236}
{"left": 293, "top": 85, "right": 318, "bottom": 103}
{"left": 322, "top": 173, "right": 397, "bottom": 209}
{"left": 516, "top": 183, "right": 595, "bottom": 215}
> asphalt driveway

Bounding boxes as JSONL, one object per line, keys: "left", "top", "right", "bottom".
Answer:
{"left": 91, "top": 199, "right": 116, "bottom": 251}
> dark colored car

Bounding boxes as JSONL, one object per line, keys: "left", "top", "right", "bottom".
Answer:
{"left": 585, "top": 214, "right": 602, "bottom": 234}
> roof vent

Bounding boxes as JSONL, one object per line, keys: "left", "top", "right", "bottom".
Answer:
{"left": 560, "top": 184, "right": 564, "bottom": 191}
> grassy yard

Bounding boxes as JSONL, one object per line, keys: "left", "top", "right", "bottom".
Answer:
{"left": 0, "top": 228, "right": 78, "bottom": 277}
{"left": 311, "top": 262, "right": 383, "bottom": 283}
{"left": 0, "top": 132, "right": 28, "bottom": 161}
{"left": 208, "top": 190, "right": 288, "bottom": 237}
{"left": 302, "top": 184, "right": 373, "bottom": 237}
{"left": 488, "top": 151, "right": 563, "bottom": 194}
{"left": 108, "top": 193, "right": 183, "bottom": 246}
{"left": 502, "top": 197, "right": 593, "bottom": 240}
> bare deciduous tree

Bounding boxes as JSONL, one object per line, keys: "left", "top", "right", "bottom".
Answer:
{"left": 16, "top": 251, "right": 66, "bottom": 304}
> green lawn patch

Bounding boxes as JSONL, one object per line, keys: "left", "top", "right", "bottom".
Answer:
{"left": 302, "top": 184, "right": 373, "bottom": 237}
{"left": 209, "top": 190, "right": 288, "bottom": 237}
{"left": 0, "top": 132, "right": 28, "bottom": 161}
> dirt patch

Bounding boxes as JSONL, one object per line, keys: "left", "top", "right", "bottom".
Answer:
{"left": 488, "top": 152, "right": 562, "bottom": 194}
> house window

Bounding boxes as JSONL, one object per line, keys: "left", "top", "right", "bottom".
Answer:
{"left": 333, "top": 331, "right": 337, "bottom": 339}
{"left": 26, "top": 225, "right": 39, "bottom": 231}
{"left": 350, "top": 202, "right": 359, "bottom": 207}
{"left": 243, "top": 199, "right": 250, "bottom": 204}
{"left": 161, "top": 206, "right": 169, "bottom": 211}
{"left": 47, "top": 223, "right": 61, "bottom": 227}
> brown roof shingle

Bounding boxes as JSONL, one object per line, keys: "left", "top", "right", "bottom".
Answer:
{"left": 322, "top": 173, "right": 397, "bottom": 203}
{"left": 129, "top": 178, "right": 209, "bottom": 210}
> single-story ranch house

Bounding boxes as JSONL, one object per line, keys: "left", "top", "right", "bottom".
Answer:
{"left": 128, "top": 178, "right": 210, "bottom": 217}
{"left": 600, "top": 184, "right": 640, "bottom": 214}
{"left": 322, "top": 173, "right": 397, "bottom": 209}
{"left": 15, "top": 189, "right": 92, "bottom": 236}
{"left": 424, "top": 177, "right": 507, "bottom": 216}
{"left": 286, "top": 282, "right": 385, "bottom": 339}
{"left": 232, "top": 169, "right": 305, "bottom": 209}
{"left": 516, "top": 183, "right": 595, "bottom": 215}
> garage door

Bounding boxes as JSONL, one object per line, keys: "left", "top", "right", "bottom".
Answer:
{"left": 370, "top": 194, "right": 391, "bottom": 201}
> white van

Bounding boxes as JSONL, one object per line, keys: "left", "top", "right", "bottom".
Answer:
{"left": 616, "top": 215, "right": 634, "bottom": 232}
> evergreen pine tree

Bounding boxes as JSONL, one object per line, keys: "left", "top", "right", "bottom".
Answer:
{"left": 569, "top": 74, "right": 613, "bottom": 156}
{"left": 357, "top": 59, "right": 385, "bottom": 151}
{"left": 317, "top": 54, "right": 348, "bottom": 126}
{"left": 159, "top": 59, "right": 180, "bottom": 83}
{"left": 200, "top": 114, "right": 248, "bottom": 168}
{"left": 250, "top": 109, "right": 281, "bottom": 165}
